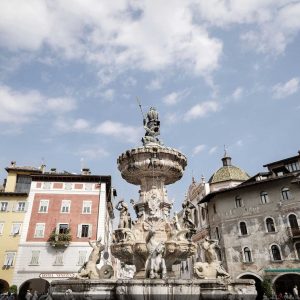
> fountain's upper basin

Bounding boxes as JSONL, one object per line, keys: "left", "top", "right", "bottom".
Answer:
{"left": 117, "top": 145, "right": 187, "bottom": 185}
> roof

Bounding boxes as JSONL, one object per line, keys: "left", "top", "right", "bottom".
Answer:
{"left": 208, "top": 165, "right": 250, "bottom": 184}
{"left": 263, "top": 152, "right": 300, "bottom": 167}
{"left": 5, "top": 166, "right": 42, "bottom": 173}
{"left": 200, "top": 172, "right": 299, "bottom": 204}
{"left": 0, "top": 192, "right": 28, "bottom": 197}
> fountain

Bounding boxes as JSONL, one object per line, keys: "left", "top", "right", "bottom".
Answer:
{"left": 48, "top": 107, "right": 256, "bottom": 299}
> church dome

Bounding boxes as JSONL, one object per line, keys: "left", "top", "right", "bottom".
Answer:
{"left": 209, "top": 155, "right": 250, "bottom": 184}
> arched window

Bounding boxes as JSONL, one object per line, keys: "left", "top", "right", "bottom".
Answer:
{"left": 243, "top": 247, "right": 252, "bottom": 263}
{"left": 260, "top": 191, "right": 269, "bottom": 204}
{"left": 271, "top": 245, "right": 282, "bottom": 261}
{"left": 235, "top": 196, "right": 243, "bottom": 208}
{"left": 289, "top": 214, "right": 299, "bottom": 229}
{"left": 240, "top": 221, "right": 248, "bottom": 235}
{"left": 266, "top": 218, "right": 276, "bottom": 232}
{"left": 295, "top": 243, "right": 300, "bottom": 259}
{"left": 281, "top": 187, "right": 291, "bottom": 200}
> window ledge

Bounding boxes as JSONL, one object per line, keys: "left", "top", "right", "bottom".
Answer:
{"left": 243, "top": 262, "right": 254, "bottom": 265}
{"left": 265, "top": 231, "right": 278, "bottom": 234}
{"left": 238, "top": 234, "right": 250, "bottom": 238}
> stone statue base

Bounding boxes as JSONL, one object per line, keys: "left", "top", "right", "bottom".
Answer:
{"left": 47, "top": 278, "right": 256, "bottom": 300}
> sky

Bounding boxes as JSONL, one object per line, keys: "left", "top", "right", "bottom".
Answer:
{"left": 0, "top": 0, "right": 300, "bottom": 214}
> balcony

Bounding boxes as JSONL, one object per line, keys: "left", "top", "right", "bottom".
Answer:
{"left": 287, "top": 227, "right": 300, "bottom": 239}
{"left": 48, "top": 229, "right": 72, "bottom": 248}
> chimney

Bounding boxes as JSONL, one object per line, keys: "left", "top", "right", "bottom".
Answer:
{"left": 40, "top": 164, "right": 46, "bottom": 173}
{"left": 81, "top": 168, "right": 91, "bottom": 175}
{"left": 50, "top": 168, "right": 57, "bottom": 173}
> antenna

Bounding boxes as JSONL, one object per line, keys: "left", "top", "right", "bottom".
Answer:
{"left": 136, "top": 96, "right": 145, "bottom": 119}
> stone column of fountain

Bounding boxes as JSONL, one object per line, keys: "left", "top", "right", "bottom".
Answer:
{"left": 111, "top": 107, "right": 197, "bottom": 279}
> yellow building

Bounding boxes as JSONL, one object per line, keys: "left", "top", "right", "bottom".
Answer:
{"left": 0, "top": 162, "right": 42, "bottom": 293}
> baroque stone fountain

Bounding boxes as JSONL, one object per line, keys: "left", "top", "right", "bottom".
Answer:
{"left": 47, "top": 107, "right": 256, "bottom": 300}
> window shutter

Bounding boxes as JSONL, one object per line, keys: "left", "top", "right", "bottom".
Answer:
{"left": 24, "top": 202, "right": 29, "bottom": 212}
{"left": 88, "top": 224, "right": 92, "bottom": 238}
{"left": 77, "top": 224, "right": 82, "bottom": 238}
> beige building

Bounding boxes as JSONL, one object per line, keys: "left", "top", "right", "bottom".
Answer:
{"left": 198, "top": 151, "right": 300, "bottom": 298}
{"left": 0, "top": 162, "right": 42, "bottom": 293}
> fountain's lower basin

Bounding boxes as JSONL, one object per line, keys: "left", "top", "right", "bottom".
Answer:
{"left": 48, "top": 278, "right": 256, "bottom": 300}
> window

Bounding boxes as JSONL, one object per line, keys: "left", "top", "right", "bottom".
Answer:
{"left": 194, "top": 209, "right": 199, "bottom": 227}
{"left": 285, "top": 161, "right": 300, "bottom": 172}
{"left": 16, "top": 202, "right": 26, "bottom": 212}
{"left": 260, "top": 192, "right": 269, "bottom": 204}
{"left": 201, "top": 207, "right": 206, "bottom": 220}
{"left": 43, "top": 182, "right": 51, "bottom": 189}
{"left": 77, "top": 224, "right": 92, "bottom": 238}
{"left": 239, "top": 222, "right": 248, "bottom": 235}
{"left": 29, "top": 250, "right": 40, "bottom": 265}
{"left": 38, "top": 200, "right": 49, "bottom": 213}
{"left": 266, "top": 218, "right": 276, "bottom": 232}
{"left": 289, "top": 214, "right": 299, "bottom": 230}
{"left": 296, "top": 243, "right": 300, "bottom": 259}
{"left": 243, "top": 247, "right": 252, "bottom": 263}
{"left": 235, "top": 196, "right": 243, "bottom": 208}
{"left": 271, "top": 245, "right": 282, "bottom": 261}
{"left": 61, "top": 200, "right": 71, "bottom": 213}
{"left": 34, "top": 223, "right": 45, "bottom": 238}
{"left": 82, "top": 201, "right": 92, "bottom": 214}
{"left": 15, "top": 175, "right": 31, "bottom": 193}
{"left": 0, "top": 202, "right": 8, "bottom": 212}
{"left": 215, "top": 227, "right": 220, "bottom": 240}
{"left": 77, "top": 250, "right": 87, "bottom": 265}
{"left": 0, "top": 223, "right": 4, "bottom": 235}
{"left": 65, "top": 183, "right": 72, "bottom": 190}
{"left": 11, "top": 223, "right": 21, "bottom": 235}
{"left": 53, "top": 252, "right": 63, "bottom": 266}
{"left": 281, "top": 187, "right": 291, "bottom": 200}
{"left": 57, "top": 223, "right": 69, "bottom": 234}
{"left": 4, "top": 252, "right": 16, "bottom": 267}
{"left": 213, "top": 203, "right": 217, "bottom": 214}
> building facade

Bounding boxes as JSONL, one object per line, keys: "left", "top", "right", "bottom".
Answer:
{"left": 11, "top": 168, "right": 114, "bottom": 298}
{"left": 199, "top": 151, "right": 300, "bottom": 297}
{"left": 0, "top": 162, "right": 42, "bottom": 293}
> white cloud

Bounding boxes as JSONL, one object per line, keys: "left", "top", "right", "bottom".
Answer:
{"left": 184, "top": 101, "right": 220, "bottom": 121}
{"left": 209, "top": 146, "right": 218, "bottom": 155}
{"left": 102, "top": 89, "right": 115, "bottom": 102}
{"left": 76, "top": 147, "right": 109, "bottom": 159}
{"left": 146, "top": 78, "right": 163, "bottom": 90}
{"left": 47, "top": 97, "right": 77, "bottom": 112}
{"left": 193, "top": 144, "right": 206, "bottom": 155}
{"left": 163, "top": 90, "right": 189, "bottom": 106}
{"left": 0, "top": 0, "right": 222, "bottom": 78}
{"left": 95, "top": 120, "right": 142, "bottom": 143}
{"left": 0, "top": 85, "right": 43, "bottom": 123}
{"left": 54, "top": 118, "right": 90, "bottom": 133}
{"left": 235, "top": 140, "right": 243, "bottom": 147}
{"left": 272, "top": 77, "right": 299, "bottom": 99}
{"left": 232, "top": 87, "right": 243, "bottom": 100}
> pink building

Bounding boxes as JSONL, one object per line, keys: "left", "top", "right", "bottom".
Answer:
{"left": 13, "top": 169, "right": 114, "bottom": 298}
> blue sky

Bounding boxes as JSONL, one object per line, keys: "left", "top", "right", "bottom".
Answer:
{"left": 0, "top": 0, "right": 300, "bottom": 213}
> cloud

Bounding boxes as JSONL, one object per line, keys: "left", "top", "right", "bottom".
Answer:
{"left": 0, "top": 84, "right": 77, "bottom": 124}
{"left": 0, "top": 1, "right": 222, "bottom": 79}
{"left": 272, "top": 77, "right": 299, "bottom": 99}
{"left": 184, "top": 101, "right": 220, "bottom": 121}
{"left": 54, "top": 118, "right": 90, "bottom": 132}
{"left": 232, "top": 87, "right": 243, "bottom": 100}
{"left": 47, "top": 97, "right": 77, "bottom": 112}
{"left": 194, "top": 1, "right": 300, "bottom": 55}
{"left": 163, "top": 90, "right": 189, "bottom": 106}
{"left": 193, "top": 144, "right": 206, "bottom": 155}
{"left": 146, "top": 78, "right": 163, "bottom": 90}
{"left": 75, "top": 147, "right": 109, "bottom": 159}
{"left": 209, "top": 146, "right": 218, "bottom": 155}
{"left": 102, "top": 89, "right": 115, "bottom": 102}
{"left": 95, "top": 120, "right": 142, "bottom": 143}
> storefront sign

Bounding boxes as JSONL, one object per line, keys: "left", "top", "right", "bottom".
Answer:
{"left": 39, "top": 273, "right": 77, "bottom": 278}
